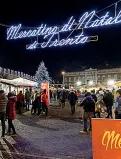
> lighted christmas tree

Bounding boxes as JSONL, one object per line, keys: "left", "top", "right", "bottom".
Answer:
{"left": 35, "top": 61, "right": 51, "bottom": 87}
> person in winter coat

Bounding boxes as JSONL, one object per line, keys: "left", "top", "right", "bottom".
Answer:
{"left": 25, "top": 89, "right": 31, "bottom": 111}
{"left": 80, "top": 92, "right": 95, "bottom": 134}
{"left": 0, "top": 90, "right": 8, "bottom": 137}
{"left": 68, "top": 90, "right": 77, "bottom": 115}
{"left": 49, "top": 90, "right": 52, "bottom": 103}
{"left": 91, "top": 90, "right": 98, "bottom": 118}
{"left": 17, "top": 91, "right": 24, "bottom": 114}
{"left": 115, "top": 89, "right": 121, "bottom": 119}
{"left": 41, "top": 89, "right": 49, "bottom": 116}
{"left": 31, "top": 93, "right": 41, "bottom": 115}
{"left": 103, "top": 90, "right": 114, "bottom": 118}
{"left": 60, "top": 90, "right": 66, "bottom": 108}
{"left": 7, "top": 93, "right": 17, "bottom": 136}
{"left": 91, "top": 90, "right": 97, "bottom": 103}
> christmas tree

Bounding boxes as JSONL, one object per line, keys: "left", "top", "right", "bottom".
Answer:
{"left": 35, "top": 61, "right": 51, "bottom": 87}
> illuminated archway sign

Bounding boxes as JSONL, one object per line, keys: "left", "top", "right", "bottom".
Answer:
{"left": 7, "top": 10, "right": 121, "bottom": 49}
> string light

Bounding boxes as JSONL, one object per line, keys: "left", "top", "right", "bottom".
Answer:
{"left": 7, "top": 24, "right": 58, "bottom": 40}
{"left": 26, "top": 41, "right": 38, "bottom": 50}
{"left": 26, "top": 33, "right": 97, "bottom": 50}
{"left": 0, "top": 0, "right": 120, "bottom": 29}
{"left": 5, "top": 0, "right": 121, "bottom": 50}
{"left": 7, "top": 8, "right": 121, "bottom": 41}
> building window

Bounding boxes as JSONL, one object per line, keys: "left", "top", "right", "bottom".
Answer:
{"left": 102, "top": 75, "right": 105, "bottom": 81}
{"left": 82, "top": 77, "right": 85, "bottom": 83}
{"left": 69, "top": 77, "right": 71, "bottom": 82}
{"left": 74, "top": 77, "right": 76, "bottom": 82}
{"left": 114, "top": 74, "right": 117, "bottom": 80}
{"left": 65, "top": 78, "right": 67, "bottom": 82}
{"left": 108, "top": 75, "right": 111, "bottom": 79}
{"left": 78, "top": 77, "right": 81, "bottom": 81}
{"left": 117, "top": 74, "right": 121, "bottom": 80}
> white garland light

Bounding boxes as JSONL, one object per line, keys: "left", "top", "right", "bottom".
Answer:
{"left": 7, "top": 8, "right": 121, "bottom": 49}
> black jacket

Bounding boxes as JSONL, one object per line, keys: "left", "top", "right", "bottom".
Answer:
{"left": 103, "top": 92, "right": 114, "bottom": 106}
{"left": 91, "top": 94, "right": 97, "bottom": 102}
{"left": 68, "top": 92, "right": 77, "bottom": 105}
{"left": 80, "top": 96, "right": 95, "bottom": 112}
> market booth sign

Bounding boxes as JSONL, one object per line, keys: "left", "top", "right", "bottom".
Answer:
{"left": 92, "top": 118, "right": 121, "bottom": 159}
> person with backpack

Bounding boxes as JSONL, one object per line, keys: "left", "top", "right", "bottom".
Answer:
{"left": 68, "top": 90, "right": 77, "bottom": 115}
{"left": 80, "top": 92, "right": 95, "bottom": 134}
{"left": 115, "top": 89, "right": 121, "bottom": 119}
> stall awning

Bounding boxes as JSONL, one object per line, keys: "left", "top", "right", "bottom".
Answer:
{"left": 0, "top": 78, "right": 37, "bottom": 87}
{"left": 115, "top": 81, "right": 121, "bottom": 87}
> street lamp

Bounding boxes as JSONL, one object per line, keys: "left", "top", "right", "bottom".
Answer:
{"left": 89, "top": 80, "right": 94, "bottom": 86}
{"left": 77, "top": 81, "right": 81, "bottom": 86}
{"left": 107, "top": 80, "right": 115, "bottom": 86}
{"left": 62, "top": 71, "right": 65, "bottom": 86}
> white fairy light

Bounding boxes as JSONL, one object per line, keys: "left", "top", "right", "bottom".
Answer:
{"left": 7, "top": 8, "right": 121, "bottom": 50}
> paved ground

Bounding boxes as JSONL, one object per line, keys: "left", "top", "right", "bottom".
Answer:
{"left": 0, "top": 104, "right": 92, "bottom": 159}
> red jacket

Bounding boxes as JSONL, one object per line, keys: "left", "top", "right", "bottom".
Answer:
{"left": 17, "top": 93, "right": 24, "bottom": 102}
{"left": 8, "top": 96, "right": 17, "bottom": 120}
{"left": 41, "top": 92, "right": 49, "bottom": 106}
{"left": 41, "top": 92, "right": 47, "bottom": 102}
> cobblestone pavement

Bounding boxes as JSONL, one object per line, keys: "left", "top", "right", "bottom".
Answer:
{"left": 0, "top": 107, "right": 92, "bottom": 159}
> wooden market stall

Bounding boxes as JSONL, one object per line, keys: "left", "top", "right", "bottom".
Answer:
{"left": 0, "top": 77, "right": 37, "bottom": 94}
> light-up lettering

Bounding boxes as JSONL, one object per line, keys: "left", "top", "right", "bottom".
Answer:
{"left": 26, "top": 32, "right": 89, "bottom": 49}
{"left": 114, "top": 11, "right": 121, "bottom": 23}
{"left": 90, "top": 19, "right": 100, "bottom": 27}
{"left": 26, "top": 41, "right": 38, "bottom": 50}
{"left": 98, "top": 12, "right": 110, "bottom": 26}
{"left": 7, "top": 9, "right": 121, "bottom": 49}
{"left": 60, "top": 16, "right": 75, "bottom": 32}
{"left": 83, "top": 11, "right": 96, "bottom": 28}
{"left": 49, "top": 39, "right": 58, "bottom": 47}
{"left": 41, "top": 34, "right": 55, "bottom": 48}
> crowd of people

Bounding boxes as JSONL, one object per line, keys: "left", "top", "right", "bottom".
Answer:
{"left": 50, "top": 88, "right": 121, "bottom": 134}
{"left": 0, "top": 88, "right": 49, "bottom": 138}
{"left": 0, "top": 87, "right": 121, "bottom": 137}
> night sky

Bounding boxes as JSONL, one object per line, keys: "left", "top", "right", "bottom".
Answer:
{"left": 0, "top": 0, "right": 121, "bottom": 81}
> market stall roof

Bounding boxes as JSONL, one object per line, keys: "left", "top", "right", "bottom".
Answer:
{"left": 0, "top": 78, "right": 37, "bottom": 87}
{"left": 115, "top": 81, "right": 121, "bottom": 87}
{"left": 0, "top": 78, "right": 15, "bottom": 85}
{"left": 11, "top": 78, "right": 37, "bottom": 87}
